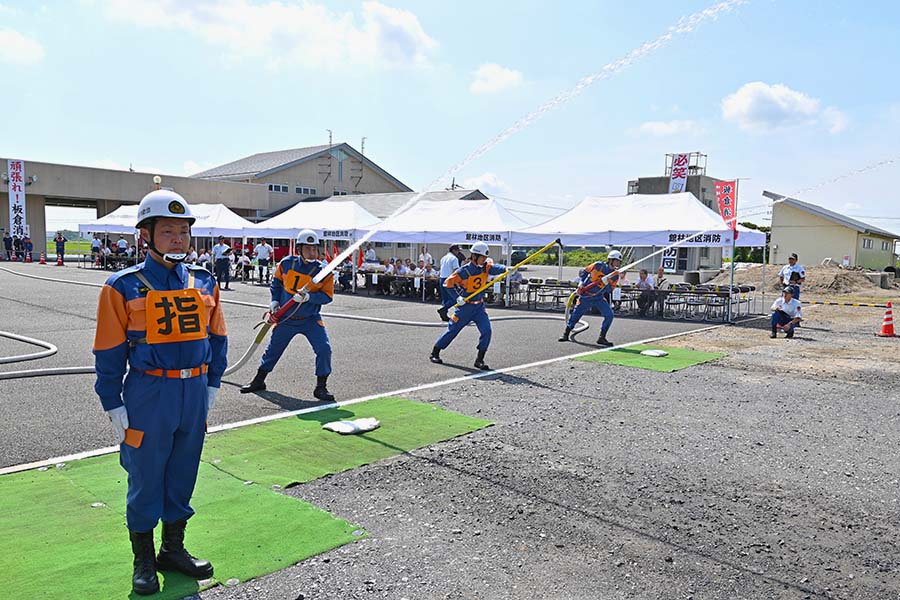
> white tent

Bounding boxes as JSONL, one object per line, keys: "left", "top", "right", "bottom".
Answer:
{"left": 78, "top": 203, "right": 255, "bottom": 237}
{"left": 362, "top": 199, "right": 531, "bottom": 245}
{"left": 245, "top": 200, "right": 381, "bottom": 240}
{"left": 513, "top": 193, "right": 766, "bottom": 248}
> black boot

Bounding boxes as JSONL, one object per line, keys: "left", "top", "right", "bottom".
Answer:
{"left": 156, "top": 519, "right": 213, "bottom": 580}
{"left": 129, "top": 529, "right": 160, "bottom": 595}
{"left": 474, "top": 349, "right": 490, "bottom": 371}
{"left": 437, "top": 306, "right": 450, "bottom": 322}
{"left": 429, "top": 346, "right": 443, "bottom": 364}
{"left": 558, "top": 326, "right": 572, "bottom": 342}
{"left": 596, "top": 333, "right": 614, "bottom": 347}
{"left": 770, "top": 326, "right": 778, "bottom": 339}
{"left": 313, "top": 375, "right": 335, "bottom": 402}
{"left": 240, "top": 368, "right": 268, "bottom": 393}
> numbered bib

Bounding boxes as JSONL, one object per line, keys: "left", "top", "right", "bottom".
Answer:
{"left": 145, "top": 289, "right": 209, "bottom": 344}
{"left": 284, "top": 270, "right": 313, "bottom": 295}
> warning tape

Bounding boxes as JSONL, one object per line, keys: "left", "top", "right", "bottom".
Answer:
{"left": 803, "top": 300, "right": 893, "bottom": 308}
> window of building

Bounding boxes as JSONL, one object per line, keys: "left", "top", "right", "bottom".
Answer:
{"left": 397, "top": 243, "right": 411, "bottom": 249}
{"left": 296, "top": 187, "right": 313, "bottom": 195}
{"left": 333, "top": 189, "right": 348, "bottom": 196}
{"left": 310, "top": 188, "right": 317, "bottom": 195}
{"left": 862, "top": 238, "right": 873, "bottom": 249}
{"left": 882, "top": 240, "right": 891, "bottom": 251}
{"left": 627, "top": 180, "right": 639, "bottom": 195}
{"left": 268, "top": 183, "right": 289, "bottom": 193}
{"left": 374, "top": 242, "right": 388, "bottom": 248}
{"left": 338, "top": 160, "right": 343, "bottom": 182}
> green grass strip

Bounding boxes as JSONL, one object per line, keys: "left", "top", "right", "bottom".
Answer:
{"left": 204, "top": 396, "right": 493, "bottom": 488}
{"left": 574, "top": 344, "right": 724, "bottom": 372}
{"left": 0, "top": 397, "right": 489, "bottom": 599}
{"left": 0, "top": 459, "right": 359, "bottom": 600}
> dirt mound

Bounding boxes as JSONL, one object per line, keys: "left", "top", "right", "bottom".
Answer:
{"left": 709, "top": 264, "right": 890, "bottom": 295}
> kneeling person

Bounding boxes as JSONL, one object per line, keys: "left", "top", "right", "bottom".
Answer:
{"left": 241, "top": 229, "right": 335, "bottom": 401}
{"left": 430, "top": 242, "right": 506, "bottom": 370}
{"left": 770, "top": 286, "right": 802, "bottom": 338}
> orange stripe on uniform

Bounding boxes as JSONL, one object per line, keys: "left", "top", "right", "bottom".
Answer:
{"left": 125, "top": 296, "right": 147, "bottom": 333}
{"left": 207, "top": 285, "right": 227, "bottom": 336}
{"left": 94, "top": 285, "right": 128, "bottom": 351}
{"left": 273, "top": 262, "right": 284, "bottom": 282}
{"left": 316, "top": 271, "right": 334, "bottom": 299}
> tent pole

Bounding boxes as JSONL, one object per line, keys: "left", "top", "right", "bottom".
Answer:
{"left": 505, "top": 235, "right": 512, "bottom": 307}
{"left": 351, "top": 234, "right": 358, "bottom": 293}
{"left": 557, "top": 242, "right": 563, "bottom": 281}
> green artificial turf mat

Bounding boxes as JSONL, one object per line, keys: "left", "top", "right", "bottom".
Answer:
{"left": 574, "top": 344, "right": 724, "bottom": 372}
{"left": 203, "top": 396, "right": 493, "bottom": 488}
{"left": 0, "top": 461, "right": 361, "bottom": 600}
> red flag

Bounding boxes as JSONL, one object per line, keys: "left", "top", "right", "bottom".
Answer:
{"left": 333, "top": 242, "right": 339, "bottom": 261}
{"left": 324, "top": 246, "right": 332, "bottom": 262}
{"left": 357, "top": 248, "right": 364, "bottom": 268}
{"left": 714, "top": 180, "right": 739, "bottom": 240}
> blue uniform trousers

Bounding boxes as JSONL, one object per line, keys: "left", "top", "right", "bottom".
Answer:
{"left": 439, "top": 278, "right": 455, "bottom": 309}
{"left": 259, "top": 317, "right": 332, "bottom": 376}
{"left": 214, "top": 258, "right": 230, "bottom": 287}
{"left": 435, "top": 302, "right": 491, "bottom": 351}
{"left": 567, "top": 294, "right": 614, "bottom": 335}
{"left": 120, "top": 371, "right": 208, "bottom": 532}
{"left": 771, "top": 310, "right": 798, "bottom": 332}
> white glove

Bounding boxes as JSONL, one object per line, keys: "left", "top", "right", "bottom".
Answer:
{"left": 269, "top": 300, "right": 280, "bottom": 312}
{"left": 293, "top": 290, "right": 310, "bottom": 304}
{"left": 455, "top": 296, "right": 466, "bottom": 307}
{"left": 207, "top": 386, "right": 219, "bottom": 412}
{"left": 107, "top": 406, "right": 129, "bottom": 443}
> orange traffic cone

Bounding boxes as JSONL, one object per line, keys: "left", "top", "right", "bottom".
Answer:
{"left": 39, "top": 252, "right": 46, "bottom": 264}
{"left": 56, "top": 254, "right": 63, "bottom": 266}
{"left": 25, "top": 253, "right": 32, "bottom": 263}
{"left": 876, "top": 302, "right": 897, "bottom": 337}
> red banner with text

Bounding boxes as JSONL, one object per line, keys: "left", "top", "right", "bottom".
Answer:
{"left": 714, "top": 180, "right": 738, "bottom": 240}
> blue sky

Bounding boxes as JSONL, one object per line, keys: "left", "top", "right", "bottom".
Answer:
{"left": 1, "top": 0, "right": 898, "bottom": 233}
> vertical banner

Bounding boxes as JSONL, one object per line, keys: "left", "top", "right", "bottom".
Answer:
{"left": 668, "top": 153, "right": 689, "bottom": 193}
{"left": 7, "top": 160, "right": 27, "bottom": 238}
{"left": 661, "top": 247, "right": 677, "bottom": 273}
{"left": 714, "top": 179, "right": 738, "bottom": 240}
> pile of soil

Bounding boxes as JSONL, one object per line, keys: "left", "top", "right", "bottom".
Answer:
{"left": 708, "top": 264, "right": 897, "bottom": 295}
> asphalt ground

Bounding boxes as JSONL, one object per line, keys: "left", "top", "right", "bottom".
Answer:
{"left": 0, "top": 263, "right": 704, "bottom": 468}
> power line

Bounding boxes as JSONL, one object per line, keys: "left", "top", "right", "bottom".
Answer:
{"left": 488, "top": 193, "right": 569, "bottom": 212}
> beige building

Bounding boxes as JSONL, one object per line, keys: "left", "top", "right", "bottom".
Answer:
{"left": 767, "top": 194, "right": 898, "bottom": 270}
{"left": 192, "top": 142, "right": 411, "bottom": 217}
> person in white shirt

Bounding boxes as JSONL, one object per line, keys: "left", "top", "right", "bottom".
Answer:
{"left": 438, "top": 244, "right": 463, "bottom": 320}
{"left": 634, "top": 269, "right": 656, "bottom": 317}
{"left": 778, "top": 253, "right": 806, "bottom": 300}
{"left": 186, "top": 246, "right": 198, "bottom": 264}
{"left": 212, "top": 236, "right": 233, "bottom": 290}
{"left": 116, "top": 235, "right": 128, "bottom": 254}
{"left": 364, "top": 244, "right": 377, "bottom": 263}
{"left": 236, "top": 250, "right": 253, "bottom": 281}
{"left": 254, "top": 238, "right": 274, "bottom": 284}
{"left": 91, "top": 235, "right": 102, "bottom": 260}
{"left": 770, "top": 286, "right": 802, "bottom": 339}
{"left": 418, "top": 246, "right": 433, "bottom": 267}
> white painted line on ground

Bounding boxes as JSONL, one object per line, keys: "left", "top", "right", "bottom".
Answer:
{"left": 0, "top": 323, "right": 723, "bottom": 476}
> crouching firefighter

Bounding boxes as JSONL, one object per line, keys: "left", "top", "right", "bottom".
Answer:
{"left": 241, "top": 229, "right": 335, "bottom": 402}
{"left": 93, "top": 190, "right": 228, "bottom": 595}
{"left": 559, "top": 249, "right": 622, "bottom": 347}
{"left": 430, "top": 241, "right": 506, "bottom": 370}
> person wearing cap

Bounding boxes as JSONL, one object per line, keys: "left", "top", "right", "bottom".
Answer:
{"left": 53, "top": 231, "right": 67, "bottom": 263}
{"left": 254, "top": 237, "right": 274, "bottom": 284}
{"left": 778, "top": 253, "right": 805, "bottom": 300}
{"left": 93, "top": 190, "right": 227, "bottom": 595}
{"left": 559, "top": 250, "right": 623, "bottom": 346}
{"left": 430, "top": 241, "right": 506, "bottom": 370}
{"left": 770, "top": 286, "right": 802, "bottom": 338}
{"left": 437, "top": 244, "right": 464, "bottom": 321}
{"left": 212, "top": 235, "right": 232, "bottom": 291}
{"left": 240, "top": 228, "right": 335, "bottom": 402}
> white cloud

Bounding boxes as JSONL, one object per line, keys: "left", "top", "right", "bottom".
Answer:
{"left": 462, "top": 172, "right": 509, "bottom": 194}
{"left": 842, "top": 202, "right": 862, "bottom": 212}
{"left": 0, "top": 28, "right": 45, "bottom": 65}
{"left": 721, "top": 81, "right": 847, "bottom": 134}
{"left": 100, "top": 0, "right": 437, "bottom": 70}
{"left": 469, "top": 63, "right": 523, "bottom": 95}
{"left": 629, "top": 119, "right": 700, "bottom": 137}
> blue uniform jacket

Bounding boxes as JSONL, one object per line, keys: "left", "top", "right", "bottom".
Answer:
{"left": 578, "top": 261, "right": 620, "bottom": 298}
{"left": 444, "top": 260, "right": 506, "bottom": 303}
{"left": 93, "top": 258, "right": 228, "bottom": 411}
{"left": 271, "top": 256, "right": 334, "bottom": 318}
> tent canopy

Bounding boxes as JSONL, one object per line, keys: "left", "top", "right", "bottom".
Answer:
{"left": 514, "top": 193, "right": 766, "bottom": 248}
{"left": 245, "top": 200, "right": 381, "bottom": 240}
{"left": 363, "top": 199, "right": 531, "bottom": 245}
{"left": 78, "top": 203, "right": 255, "bottom": 237}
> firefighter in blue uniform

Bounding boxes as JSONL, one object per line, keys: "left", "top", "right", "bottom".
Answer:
{"left": 240, "top": 229, "right": 335, "bottom": 402}
{"left": 429, "top": 241, "right": 506, "bottom": 370}
{"left": 93, "top": 190, "right": 227, "bottom": 595}
{"left": 558, "top": 250, "right": 622, "bottom": 347}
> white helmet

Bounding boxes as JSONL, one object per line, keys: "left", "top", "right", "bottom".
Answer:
{"left": 607, "top": 250, "right": 622, "bottom": 261}
{"left": 470, "top": 241, "right": 490, "bottom": 257}
{"left": 136, "top": 190, "right": 195, "bottom": 229}
{"left": 136, "top": 190, "right": 194, "bottom": 263}
{"left": 296, "top": 229, "right": 320, "bottom": 246}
